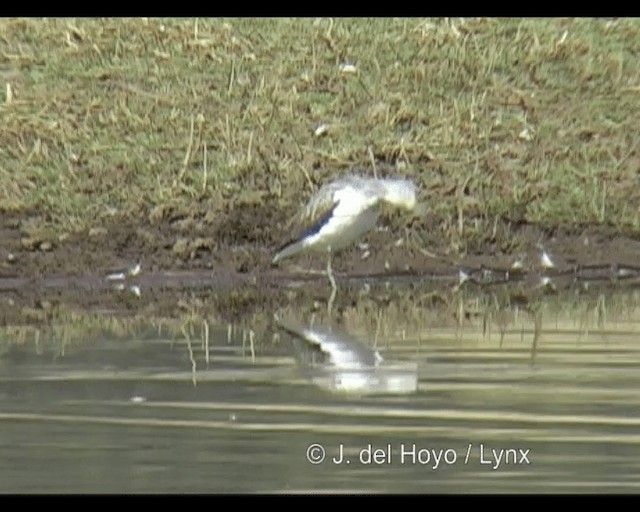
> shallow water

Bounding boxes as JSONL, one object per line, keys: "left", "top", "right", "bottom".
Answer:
{"left": 1, "top": 290, "right": 640, "bottom": 493}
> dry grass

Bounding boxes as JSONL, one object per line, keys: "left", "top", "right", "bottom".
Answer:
{"left": 1, "top": 18, "right": 639, "bottom": 253}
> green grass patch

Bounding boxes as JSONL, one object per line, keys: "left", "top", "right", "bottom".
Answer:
{"left": 1, "top": 18, "right": 639, "bottom": 249}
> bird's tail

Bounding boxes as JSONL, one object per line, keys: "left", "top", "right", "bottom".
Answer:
{"left": 272, "top": 239, "right": 306, "bottom": 264}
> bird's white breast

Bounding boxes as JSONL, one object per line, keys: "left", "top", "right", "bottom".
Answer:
{"left": 305, "top": 187, "right": 380, "bottom": 252}
{"left": 333, "top": 186, "right": 377, "bottom": 213}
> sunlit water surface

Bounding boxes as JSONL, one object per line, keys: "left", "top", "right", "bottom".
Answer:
{"left": 1, "top": 291, "right": 640, "bottom": 493}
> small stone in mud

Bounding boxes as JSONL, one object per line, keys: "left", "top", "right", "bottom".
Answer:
{"left": 20, "top": 237, "right": 54, "bottom": 252}
{"left": 20, "top": 237, "right": 41, "bottom": 251}
{"left": 193, "top": 237, "right": 214, "bottom": 251}
{"left": 6, "top": 252, "right": 16, "bottom": 263}
{"left": 89, "top": 227, "right": 108, "bottom": 237}
{"left": 172, "top": 237, "right": 214, "bottom": 260}
{"left": 172, "top": 238, "right": 190, "bottom": 258}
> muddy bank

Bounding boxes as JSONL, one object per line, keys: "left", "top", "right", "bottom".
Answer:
{"left": 2, "top": 208, "right": 640, "bottom": 326}
{"left": 3, "top": 207, "right": 640, "bottom": 278}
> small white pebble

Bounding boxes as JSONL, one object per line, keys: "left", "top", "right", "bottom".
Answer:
{"left": 106, "top": 271, "right": 126, "bottom": 282}
{"left": 339, "top": 63, "right": 357, "bottom": 74}
{"left": 518, "top": 127, "right": 534, "bottom": 141}
{"left": 511, "top": 257, "right": 525, "bottom": 269}
{"left": 129, "top": 262, "right": 142, "bottom": 276}
{"left": 314, "top": 123, "right": 328, "bottom": 137}
{"left": 538, "top": 276, "right": 554, "bottom": 288}
{"left": 540, "top": 250, "right": 555, "bottom": 269}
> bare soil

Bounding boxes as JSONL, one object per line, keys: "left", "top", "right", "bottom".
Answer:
{"left": 2, "top": 206, "right": 640, "bottom": 327}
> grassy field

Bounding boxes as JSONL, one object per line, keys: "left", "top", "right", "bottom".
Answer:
{"left": 1, "top": 18, "right": 639, "bottom": 255}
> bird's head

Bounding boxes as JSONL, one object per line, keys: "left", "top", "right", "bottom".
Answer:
{"left": 383, "top": 179, "right": 417, "bottom": 210}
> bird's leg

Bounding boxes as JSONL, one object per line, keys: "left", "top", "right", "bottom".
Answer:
{"left": 326, "top": 252, "right": 337, "bottom": 317}
{"left": 326, "top": 252, "right": 337, "bottom": 291}
{"left": 327, "top": 286, "right": 337, "bottom": 318}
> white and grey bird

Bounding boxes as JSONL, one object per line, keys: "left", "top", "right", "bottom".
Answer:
{"left": 272, "top": 176, "right": 417, "bottom": 293}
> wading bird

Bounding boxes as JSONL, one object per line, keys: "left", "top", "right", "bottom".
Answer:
{"left": 272, "top": 176, "right": 417, "bottom": 311}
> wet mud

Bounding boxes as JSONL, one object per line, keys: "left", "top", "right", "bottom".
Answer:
{"left": 2, "top": 207, "right": 640, "bottom": 326}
